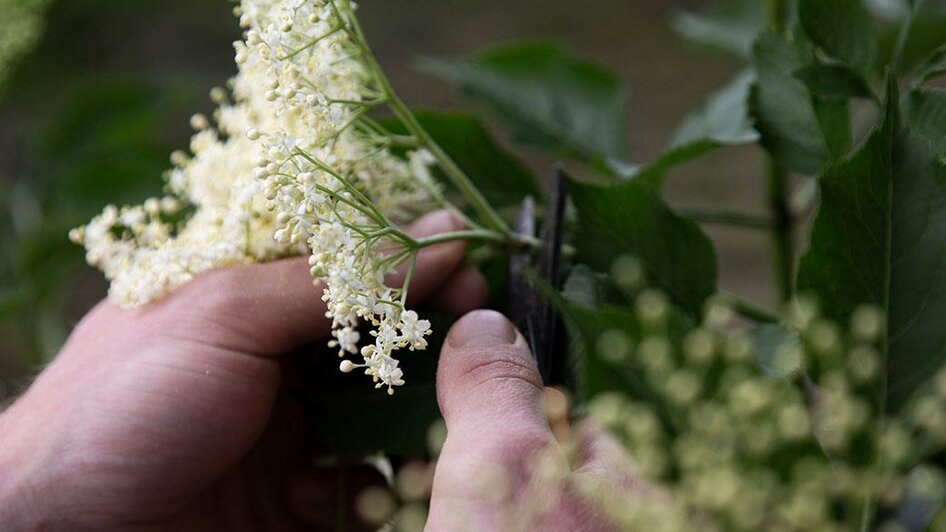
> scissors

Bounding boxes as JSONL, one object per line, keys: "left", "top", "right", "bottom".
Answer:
{"left": 507, "top": 168, "right": 568, "bottom": 385}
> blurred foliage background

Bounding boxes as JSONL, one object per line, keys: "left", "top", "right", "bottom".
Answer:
{"left": 1, "top": 0, "right": 943, "bottom": 396}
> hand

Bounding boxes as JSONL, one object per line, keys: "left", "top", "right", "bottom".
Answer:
{"left": 427, "top": 310, "right": 654, "bottom": 532}
{"left": 0, "top": 210, "right": 487, "bottom": 531}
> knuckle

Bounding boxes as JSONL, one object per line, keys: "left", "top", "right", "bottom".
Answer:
{"left": 453, "top": 347, "right": 543, "bottom": 394}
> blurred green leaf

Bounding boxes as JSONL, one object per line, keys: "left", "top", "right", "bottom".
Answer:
{"left": 671, "top": 0, "right": 767, "bottom": 59}
{"left": 813, "top": 98, "right": 853, "bottom": 160}
{"left": 875, "top": 1, "right": 946, "bottom": 74}
{"left": 33, "top": 81, "right": 186, "bottom": 219}
{"left": 915, "top": 44, "right": 946, "bottom": 85}
{"left": 798, "top": 83, "right": 946, "bottom": 411}
{"left": 798, "top": 0, "right": 878, "bottom": 76}
{"left": 420, "top": 41, "right": 629, "bottom": 168}
{"left": 568, "top": 177, "right": 717, "bottom": 317}
{"left": 550, "top": 285, "right": 695, "bottom": 433}
{"left": 669, "top": 70, "right": 760, "bottom": 148}
{"left": 903, "top": 88, "right": 946, "bottom": 152}
{"left": 793, "top": 64, "right": 875, "bottom": 100}
{"left": 392, "top": 110, "right": 538, "bottom": 208}
{"left": 750, "top": 32, "right": 829, "bottom": 175}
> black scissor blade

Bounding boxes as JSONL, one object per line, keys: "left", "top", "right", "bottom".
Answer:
{"left": 532, "top": 169, "right": 567, "bottom": 383}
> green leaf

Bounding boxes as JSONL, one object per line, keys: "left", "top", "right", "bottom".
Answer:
{"left": 379, "top": 110, "right": 537, "bottom": 216}
{"left": 799, "top": 0, "right": 879, "bottom": 75}
{"left": 403, "top": 110, "right": 538, "bottom": 208}
{"left": 419, "top": 41, "right": 629, "bottom": 167}
{"left": 751, "top": 32, "right": 830, "bottom": 175}
{"left": 625, "top": 71, "right": 759, "bottom": 186}
{"left": 797, "top": 83, "right": 946, "bottom": 411}
{"left": 915, "top": 44, "right": 946, "bottom": 85}
{"left": 552, "top": 291, "right": 695, "bottom": 429}
{"left": 568, "top": 178, "right": 717, "bottom": 317}
{"left": 813, "top": 98, "right": 853, "bottom": 160}
{"left": 671, "top": 0, "right": 767, "bottom": 59}
{"left": 33, "top": 81, "right": 196, "bottom": 220}
{"left": 903, "top": 88, "right": 946, "bottom": 153}
{"left": 793, "top": 64, "right": 875, "bottom": 100}
{"left": 669, "top": 70, "right": 760, "bottom": 148}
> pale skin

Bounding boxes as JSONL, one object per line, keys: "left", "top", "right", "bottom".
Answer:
{"left": 0, "top": 210, "right": 640, "bottom": 531}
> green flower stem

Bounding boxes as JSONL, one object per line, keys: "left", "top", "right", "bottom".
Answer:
{"left": 399, "top": 253, "right": 417, "bottom": 305}
{"left": 386, "top": 86, "right": 512, "bottom": 235}
{"left": 715, "top": 292, "right": 779, "bottom": 324}
{"left": 767, "top": 0, "right": 790, "bottom": 34}
{"left": 414, "top": 229, "right": 537, "bottom": 249}
{"left": 342, "top": 4, "right": 513, "bottom": 237}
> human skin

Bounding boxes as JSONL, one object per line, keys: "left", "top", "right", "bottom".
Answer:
{"left": 0, "top": 210, "right": 640, "bottom": 531}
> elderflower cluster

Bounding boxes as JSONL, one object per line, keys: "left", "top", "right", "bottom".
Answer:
{"left": 72, "top": 0, "right": 440, "bottom": 393}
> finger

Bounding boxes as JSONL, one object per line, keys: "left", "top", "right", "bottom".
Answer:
{"left": 572, "top": 418, "right": 650, "bottom": 494}
{"left": 544, "top": 387, "right": 572, "bottom": 446}
{"left": 428, "top": 310, "right": 561, "bottom": 531}
{"left": 157, "top": 257, "right": 331, "bottom": 356}
{"left": 430, "top": 266, "right": 489, "bottom": 316}
{"left": 436, "top": 310, "right": 551, "bottom": 447}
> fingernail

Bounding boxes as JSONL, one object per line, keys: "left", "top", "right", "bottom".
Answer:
{"left": 407, "top": 210, "right": 463, "bottom": 239}
{"left": 448, "top": 309, "right": 517, "bottom": 348}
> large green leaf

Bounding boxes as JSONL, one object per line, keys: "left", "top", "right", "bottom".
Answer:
{"left": 420, "top": 41, "right": 629, "bottom": 167}
{"left": 793, "top": 64, "right": 875, "bottom": 101}
{"left": 812, "top": 98, "right": 854, "bottom": 160}
{"left": 569, "top": 178, "right": 717, "bottom": 317}
{"left": 797, "top": 84, "right": 946, "bottom": 411}
{"left": 671, "top": 0, "right": 767, "bottom": 59}
{"left": 799, "top": 0, "right": 879, "bottom": 76}
{"left": 627, "top": 71, "right": 759, "bottom": 186}
{"left": 400, "top": 110, "right": 538, "bottom": 208}
{"left": 668, "top": 70, "right": 760, "bottom": 148}
{"left": 751, "top": 32, "right": 830, "bottom": 175}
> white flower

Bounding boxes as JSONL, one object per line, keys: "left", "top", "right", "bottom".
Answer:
{"left": 397, "top": 310, "right": 432, "bottom": 350}
{"left": 72, "top": 0, "right": 440, "bottom": 393}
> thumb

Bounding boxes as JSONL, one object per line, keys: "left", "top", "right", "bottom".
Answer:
{"left": 429, "top": 310, "right": 560, "bottom": 531}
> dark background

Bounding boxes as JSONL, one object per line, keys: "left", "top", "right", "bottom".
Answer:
{"left": 0, "top": 0, "right": 774, "bottom": 394}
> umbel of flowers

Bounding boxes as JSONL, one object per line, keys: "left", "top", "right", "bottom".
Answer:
{"left": 577, "top": 264, "right": 946, "bottom": 531}
{"left": 70, "top": 0, "right": 519, "bottom": 394}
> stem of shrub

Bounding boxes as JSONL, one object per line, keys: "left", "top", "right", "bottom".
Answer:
{"left": 767, "top": 161, "right": 794, "bottom": 304}
{"left": 764, "top": 0, "right": 795, "bottom": 306}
